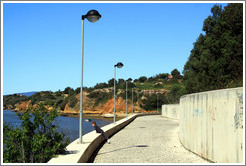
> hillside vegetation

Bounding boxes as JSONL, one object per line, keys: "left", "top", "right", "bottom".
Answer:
{"left": 3, "top": 69, "right": 185, "bottom": 115}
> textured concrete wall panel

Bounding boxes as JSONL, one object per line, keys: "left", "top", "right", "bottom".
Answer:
{"left": 179, "top": 87, "right": 243, "bottom": 163}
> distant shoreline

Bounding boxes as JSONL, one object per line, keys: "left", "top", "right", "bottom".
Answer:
{"left": 3, "top": 110, "right": 125, "bottom": 122}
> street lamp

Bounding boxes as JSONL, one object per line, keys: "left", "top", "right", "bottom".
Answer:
{"left": 126, "top": 78, "right": 132, "bottom": 119}
{"left": 132, "top": 88, "right": 134, "bottom": 114}
{"left": 79, "top": 9, "right": 101, "bottom": 144}
{"left": 137, "top": 90, "right": 141, "bottom": 114}
{"left": 114, "top": 62, "right": 124, "bottom": 123}
{"left": 157, "top": 91, "right": 159, "bottom": 114}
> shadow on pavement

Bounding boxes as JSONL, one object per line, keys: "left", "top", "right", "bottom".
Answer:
{"left": 88, "top": 144, "right": 148, "bottom": 163}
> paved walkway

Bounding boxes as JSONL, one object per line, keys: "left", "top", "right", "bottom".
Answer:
{"left": 93, "top": 115, "right": 209, "bottom": 163}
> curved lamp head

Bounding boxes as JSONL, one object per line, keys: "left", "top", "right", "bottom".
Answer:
{"left": 115, "top": 62, "right": 124, "bottom": 68}
{"left": 82, "top": 10, "right": 101, "bottom": 23}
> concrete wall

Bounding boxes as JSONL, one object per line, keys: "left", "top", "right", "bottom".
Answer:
{"left": 162, "top": 104, "right": 180, "bottom": 120}
{"left": 48, "top": 113, "right": 158, "bottom": 163}
{"left": 179, "top": 87, "right": 243, "bottom": 163}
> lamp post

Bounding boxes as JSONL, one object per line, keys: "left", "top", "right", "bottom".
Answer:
{"left": 126, "top": 78, "right": 132, "bottom": 119}
{"left": 137, "top": 90, "right": 141, "bottom": 114}
{"left": 132, "top": 88, "right": 134, "bottom": 114}
{"left": 114, "top": 62, "right": 124, "bottom": 123}
{"left": 79, "top": 10, "right": 101, "bottom": 144}
{"left": 157, "top": 91, "right": 159, "bottom": 114}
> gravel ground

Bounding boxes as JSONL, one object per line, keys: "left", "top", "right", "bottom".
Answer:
{"left": 93, "top": 115, "right": 209, "bottom": 163}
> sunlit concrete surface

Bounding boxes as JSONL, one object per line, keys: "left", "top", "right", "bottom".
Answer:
{"left": 93, "top": 115, "right": 209, "bottom": 163}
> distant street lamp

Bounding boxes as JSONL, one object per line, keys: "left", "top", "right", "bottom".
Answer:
{"left": 157, "top": 91, "right": 159, "bottom": 114}
{"left": 137, "top": 90, "right": 141, "bottom": 114}
{"left": 79, "top": 9, "right": 101, "bottom": 144}
{"left": 114, "top": 62, "right": 124, "bottom": 123}
{"left": 126, "top": 78, "right": 132, "bottom": 119}
{"left": 132, "top": 88, "right": 134, "bottom": 114}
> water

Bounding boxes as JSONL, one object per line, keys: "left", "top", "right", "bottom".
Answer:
{"left": 3, "top": 110, "right": 112, "bottom": 143}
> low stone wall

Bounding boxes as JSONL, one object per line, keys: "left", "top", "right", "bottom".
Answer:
{"left": 161, "top": 104, "right": 180, "bottom": 120}
{"left": 48, "top": 113, "right": 158, "bottom": 163}
{"left": 179, "top": 87, "right": 243, "bottom": 163}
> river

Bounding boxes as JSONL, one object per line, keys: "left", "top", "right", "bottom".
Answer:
{"left": 3, "top": 110, "right": 112, "bottom": 143}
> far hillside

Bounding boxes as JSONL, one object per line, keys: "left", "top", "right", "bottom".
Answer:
{"left": 3, "top": 69, "right": 185, "bottom": 115}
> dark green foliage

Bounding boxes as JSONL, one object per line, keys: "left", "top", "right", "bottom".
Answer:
{"left": 139, "top": 76, "right": 147, "bottom": 83}
{"left": 58, "top": 98, "right": 69, "bottom": 110}
{"left": 183, "top": 3, "right": 243, "bottom": 94}
{"left": 56, "top": 99, "right": 64, "bottom": 107}
{"left": 108, "top": 78, "right": 115, "bottom": 87}
{"left": 3, "top": 94, "right": 28, "bottom": 109}
{"left": 68, "top": 89, "right": 75, "bottom": 97}
{"left": 141, "top": 93, "right": 169, "bottom": 110}
{"left": 64, "top": 87, "right": 74, "bottom": 94}
{"left": 117, "top": 79, "right": 125, "bottom": 85}
{"left": 171, "top": 69, "right": 183, "bottom": 79}
{"left": 75, "top": 87, "right": 80, "bottom": 94}
{"left": 154, "top": 83, "right": 163, "bottom": 88}
{"left": 83, "top": 86, "right": 94, "bottom": 93}
{"left": 167, "top": 85, "right": 186, "bottom": 104}
{"left": 147, "top": 76, "right": 155, "bottom": 82}
{"left": 157, "top": 73, "right": 169, "bottom": 79}
{"left": 87, "top": 90, "right": 113, "bottom": 106}
{"left": 3, "top": 104, "right": 69, "bottom": 163}
{"left": 116, "top": 78, "right": 136, "bottom": 90}
{"left": 68, "top": 95, "right": 78, "bottom": 108}
{"left": 55, "top": 91, "right": 62, "bottom": 97}
{"left": 119, "top": 89, "right": 141, "bottom": 103}
{"left": 94, "top": 82, "right": 108, "bottom": 89}
{"left": 29, "top": 91, "right": 55, "bottom": 103}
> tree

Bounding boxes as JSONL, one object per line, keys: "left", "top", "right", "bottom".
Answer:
{"left": 3, "top": 104, "right": 69, "bottom": 163}
{"left": 118, "top": 79, "right": 125, "bottom": 84}
{"left": 158, "top": 73, "right": 169, "bottom": 79}
{"left": 167, "top": 85, "right": 186, "bottom": 103}
{"left": 108, "top": 78, "right": 115, "bottom": 87}
{"left": 75, "top": 87, "right": 80, "bottom": 94}
{"left": 94, "top": 82, "right": 108, "bottom": 89}
{"left": 141, "top": 93, "right": 168, "bottom": 110}
{"left": 64, "top": 87, "right": 73, "bottom": 94}
{"left": 171, "top": 69, "right": 181, "bottom": 79}
{"left": 147, "top": 76, "right": 155, "bottom": 82}
{"left": 183, "top": 4, "right": 243, "bottom": 94}
{"left": 117, "top": 79, "right": 125, "bottom": 89}
{"left": 139, "top": 76, "right": 147, "bottom": 83}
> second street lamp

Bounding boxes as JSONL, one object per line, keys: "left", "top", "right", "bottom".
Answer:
{"left": 79, "top": 9, "right": 101, "bottom": 144}
{"left": 114, "top": 62, "right": 124, "bottom": 123}
{"left": 126, "top": 78, "right": 132, "bottom": 119}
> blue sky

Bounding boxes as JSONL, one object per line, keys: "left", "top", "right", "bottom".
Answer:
{"left": 3, "top": 2, "right": 228, "bottom": 95}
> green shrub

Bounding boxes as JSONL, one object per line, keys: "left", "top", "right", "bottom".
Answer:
{"left": 141, "top": 93, "right": 168, "bottom": 110}
{"left": 68, "top": 96, "right": 78, "bottom": 108}
{"left": 167, "top": 85, "right": 186, "bottom": 103}
{"left": 59, "top": 99, "right": 68, "bottom": 110}
{"left": 3, "top": 104, "right": 69, "bottom": 163}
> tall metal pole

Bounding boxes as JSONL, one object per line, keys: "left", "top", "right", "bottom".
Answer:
{"left": 132, "top": 88, "right": 133, "bottom": 114}
{"left": 126, "top": 81, "right": 128, "bottom": 119}
{"left": 79, "top": 19, "right": 84, "bottom": 143}
{"left": 157, "top": 92, "right": 158, "bottom": 113}
{"left": 114, "top": 66, "right": 116, "bottom": 123}
{"left": 137, "top": 92, "right": 139, "bottom": 114}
